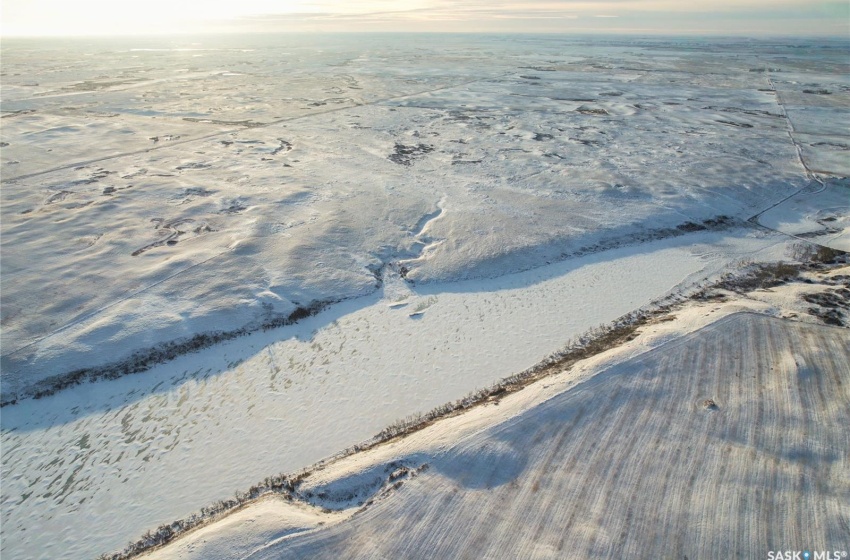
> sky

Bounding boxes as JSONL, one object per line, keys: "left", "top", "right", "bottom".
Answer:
{"left": 1, "top": 0, "right": 848, "bottom": 37}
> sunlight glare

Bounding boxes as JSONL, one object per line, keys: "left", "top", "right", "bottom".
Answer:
{"left": 2, "top": 0, "right": 316, "bottom": 36}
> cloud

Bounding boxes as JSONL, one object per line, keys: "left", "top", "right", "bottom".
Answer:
{"left": 1, "top": 0, "right": 846, "bottom": 36}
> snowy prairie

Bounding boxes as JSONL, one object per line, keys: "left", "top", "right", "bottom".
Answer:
{"left": 143, "top": 265, "right": 850, "bottom": 560}
{"left": 4, "top": 35, "right": 848, "bottom": 396}
{"left": 0, "top": 229, "right": 793, "bottom": 560}
{"left": 1, "top": 34, "right": 849, "bottom": 559}
{"left": 195, "top": 312, "right": 850, "bottom": 560}
{"left": 133, "top": 262, "right": 850, "bottom": 560}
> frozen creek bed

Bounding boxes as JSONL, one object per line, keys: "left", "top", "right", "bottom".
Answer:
{"left": 1, "top": 35, "right": 848, "bottom": 559}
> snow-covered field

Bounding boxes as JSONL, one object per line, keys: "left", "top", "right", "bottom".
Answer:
{"left": 0, "top": 229, "right": 793, "bottom": 560}
{"left": 755, "top": 177, "right": 850, "bottom": 250}
{"left": 1, "top": 35, "right": 848, "bottom": 559}
{"left": 4, "top": 35, "right": 848, "bottom": 396}
{"left": 204, "top": 312, "right": 850, "bottom": 560}
{"left": 144, "top": 264, "right": 850, "bottom": 560}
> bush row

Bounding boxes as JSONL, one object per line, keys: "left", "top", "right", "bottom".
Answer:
{"left": 2, "top": 299, "right": 334, "bottom": 406}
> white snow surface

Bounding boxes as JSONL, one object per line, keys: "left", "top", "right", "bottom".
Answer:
{"left": 0, "top": 229, "right": 790, "bottom": 560}
{"left": 234, "top": 313, "right": 850, "bottom": 560}
{"left": 145, "top": 270, "right": 850, "bottom": 560}
{"left": 144, "top": 497, "right": 352, "bottom": 560}
{"left": 1, "top": 35, "right": 848, "bottom": 560}
{"left": 756, "top": 178, "right": 850, "bottom": 250}
{"left": 3, "top": 35, "right": 848, "bottom": 395}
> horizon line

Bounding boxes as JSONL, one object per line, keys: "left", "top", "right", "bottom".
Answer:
{"left": 3, "top": 30, "right": 849, "bottom": 40}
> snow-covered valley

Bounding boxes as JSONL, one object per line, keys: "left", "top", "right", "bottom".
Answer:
{"left": 1, "top": 34, "right": 848, "bottom": 559}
